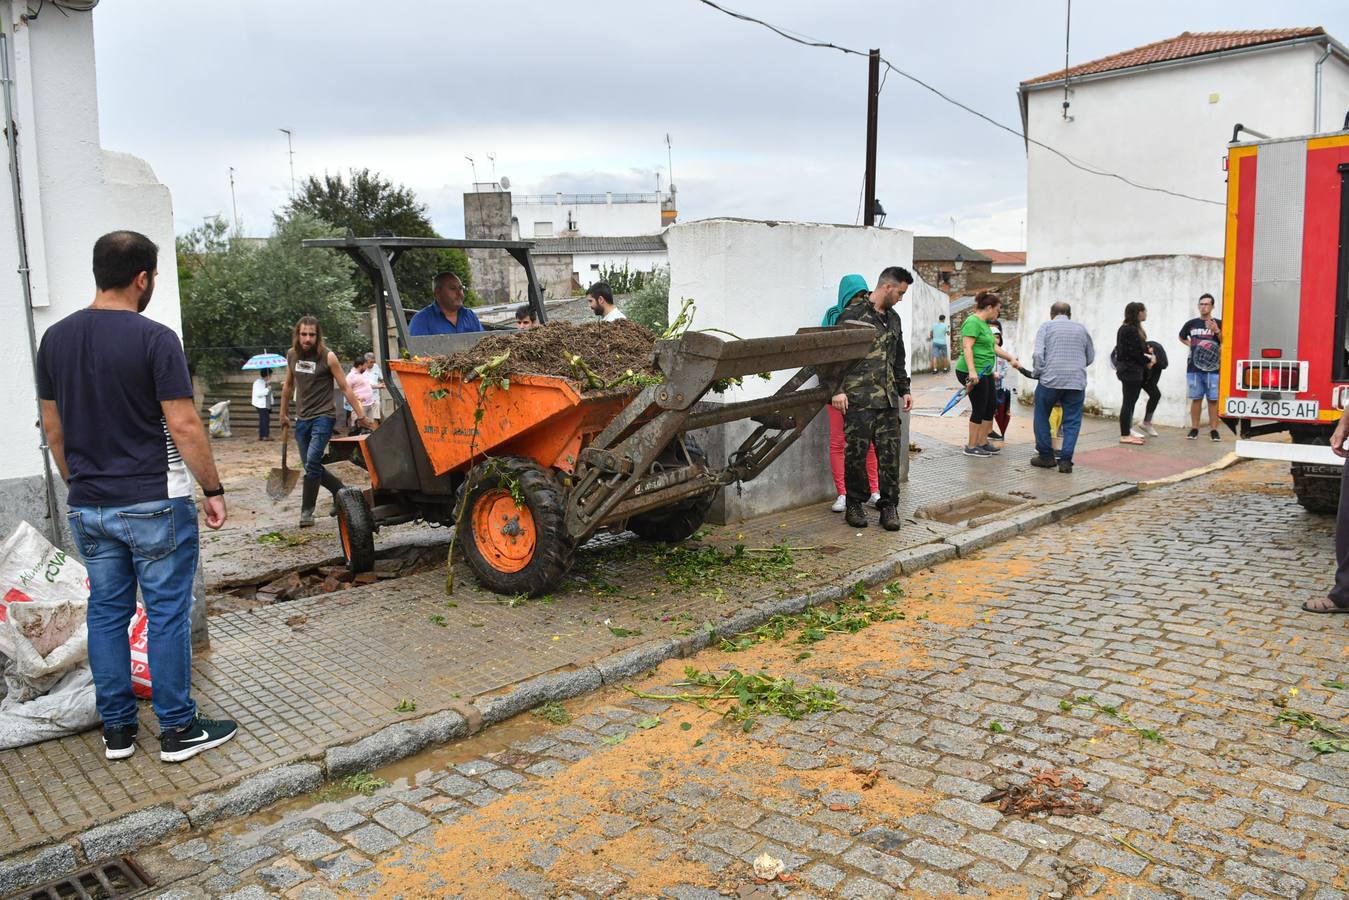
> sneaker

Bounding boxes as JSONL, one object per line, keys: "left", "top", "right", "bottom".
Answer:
{"left": 981, "top": 443, "right": 1001, "bottom": 454}
{"left": 1210, "top": 430, "right": 1221, "bottom": 442}
{"left": 963, "top": 446, "right": 991, "bottom": 457}
{"left": 830, "top": 494, "right": 847, "bottom": 513}
{"left": 868, "top": 492, "right": 881, "bottom": 507}
{"left": 1030, "top": 455, "right": 1057, "bottom": 469}
{"left": 1142, "top": 422, "right": 1159, "bottom": 437}
{"left": 160, "top": 715, "right": 238, "bottom": 763}
{"left": 1187, "top": 429, "right": 1199, "bottom": 440}
{"left": 1130, "top": 427, "right": 1147, "bottom": 439}
{"left": 1058, "top": 459, "right": 1074, "bottom": 474}
{"left": 988, "top": 431, "right": 1004, "bottom": 441}
{"left": 103, "top": 723, "right": 138, "bottom": 760}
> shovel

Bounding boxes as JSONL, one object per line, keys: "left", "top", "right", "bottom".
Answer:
{"left": 266, "top": 420, "right": 300, "bottom": 501}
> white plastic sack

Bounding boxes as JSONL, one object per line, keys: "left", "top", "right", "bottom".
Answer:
{"left": 209, "top": 399, "right": 232, "bottom": 437}
{"left": 0, "top": 521, "right": 98, "bottom": 749}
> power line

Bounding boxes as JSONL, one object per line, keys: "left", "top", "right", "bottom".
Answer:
{"left": 693, "top": 0, "right": 1224, "bottom": 208}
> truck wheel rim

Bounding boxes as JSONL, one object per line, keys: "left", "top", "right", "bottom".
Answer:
{"left": 472, "top": 489, "right": 536, "bottom": 573}
{"left": 338, "top": 511, "right": 353, "bottom": 560}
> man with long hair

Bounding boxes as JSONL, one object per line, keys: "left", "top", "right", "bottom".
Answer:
{"left": 38, "top": 230, "right": 237, "bottom": 763}
{"left": 279, "top": 316, "right": 372, "bottom": 527}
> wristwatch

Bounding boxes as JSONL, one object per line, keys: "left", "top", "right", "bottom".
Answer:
{"left": 202, "top": 484, "right": 225, "bottom": 497}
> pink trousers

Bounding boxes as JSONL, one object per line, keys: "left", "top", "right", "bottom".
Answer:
{"left": 827, "top": 405, "right": 878, "bottom": 495}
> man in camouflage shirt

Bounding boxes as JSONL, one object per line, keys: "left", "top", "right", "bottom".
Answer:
{"left": 832, "top": 266, "right": 913, "bottom": 531}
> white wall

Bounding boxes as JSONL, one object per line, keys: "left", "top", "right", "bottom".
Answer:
{"left": 514, "top": 195, "right": 663, "bottom": 238}
{"left": 1017, "top": 255, "right": 1224, "bottom": 426}
{"left": 573, "top": 250, "right": 667, "bottom": 287}
{"left": 1025, "top": 42, "right": 1349, "bottom": 269}
{"left": 2, "top": 3, "right": 180, "bottom": 486}
{"left": 666, "top": 218, "right": 913, "bottom": 521}
{"left": 905, "top": 276, "right": 951, "bottom": 373}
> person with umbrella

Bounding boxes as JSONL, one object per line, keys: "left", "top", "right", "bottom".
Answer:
{"left": 243, "top": 352, "right": 285, "bottom": 442}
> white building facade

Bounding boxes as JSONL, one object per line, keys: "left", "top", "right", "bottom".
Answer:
{"left": 1017, "top": 28, "right": 1349, "bottom": 426}
{"left": 512, "top": 192, "right": 666, "bottom": 240}
{"left": 1, "top": 2, "right": 181, "bottom": 542}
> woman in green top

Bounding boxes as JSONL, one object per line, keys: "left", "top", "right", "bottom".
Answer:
{"left": 955, "top": 292, "right": 1022, "bottom": 457}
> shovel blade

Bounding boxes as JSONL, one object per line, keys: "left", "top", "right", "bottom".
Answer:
{"left": 266, "top": 466, "right": 300, "bottom": 501}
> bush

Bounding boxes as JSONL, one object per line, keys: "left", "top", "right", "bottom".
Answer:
{"left": 178, "top": 212, "right": 365, "bottom": 377}
{"left": 623, "top": 268, "right": 670, "bottom": 335}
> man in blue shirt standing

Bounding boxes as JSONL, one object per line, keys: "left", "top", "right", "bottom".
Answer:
{"left": 408, "top": 271, "right": 483, "bottom": 336}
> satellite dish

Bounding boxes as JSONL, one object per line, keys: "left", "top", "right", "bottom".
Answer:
{"left": 499, "top": 176, "right": 511, "bottom": 191}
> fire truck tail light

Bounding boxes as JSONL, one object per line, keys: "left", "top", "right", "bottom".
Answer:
{"left": 1260, "top": 348, "right": 1282, "bottom": 358}
{"left": 1236, "top": 360, "right": 1304, "bottom": 392}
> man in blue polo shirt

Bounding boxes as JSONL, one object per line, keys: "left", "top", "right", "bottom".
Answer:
{"left": 408, "top": 271, "right": 483, "bottom": 336}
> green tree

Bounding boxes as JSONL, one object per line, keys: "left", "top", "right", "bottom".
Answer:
{"left": 178, "top": 211, "right": 365, "bottom": 377}
{"left": 286, "top": 168, "right": 465, "bottom": 310}
{"left": 623, "top": 268, "right": 670, "bottom": 335}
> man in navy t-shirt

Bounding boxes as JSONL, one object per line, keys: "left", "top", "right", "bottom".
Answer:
{"left": 36, "top": 230, "right": 238, "bottom": 764}
{"left": 1178, "top": 292, "right": 1223, "bottom": 442}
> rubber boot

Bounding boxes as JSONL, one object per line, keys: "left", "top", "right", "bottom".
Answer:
{"left": 319, "top": 468, "right": 344, "bottom": 517}
{"left": 879, "top": 504, "right": 901, "bottom": 532}
{"left": 299, "top": 476, "right": 320, "bottom": 528}
{"left": 844, "top": 501, "right": 868, "bottom": 529}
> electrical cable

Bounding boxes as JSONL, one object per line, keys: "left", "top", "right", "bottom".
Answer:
{"left": 694, "top": 0, "right": 1223, "bottom": 207}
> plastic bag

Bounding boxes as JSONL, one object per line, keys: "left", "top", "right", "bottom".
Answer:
{"left": 209, "top": 400, "right": 232, "bottom": 437}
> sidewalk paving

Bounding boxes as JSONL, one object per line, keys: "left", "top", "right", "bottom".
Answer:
{"left": 0, "top": 376, "right": 1236, "bottom": 883}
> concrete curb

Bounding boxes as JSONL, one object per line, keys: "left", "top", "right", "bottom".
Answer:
{"left": 0, "top": 476, "right": 1157, "bottom": 895}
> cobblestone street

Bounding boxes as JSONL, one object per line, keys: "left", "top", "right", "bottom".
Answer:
{"left": 132, "top": 460, "right": 1349, "bottom": 899}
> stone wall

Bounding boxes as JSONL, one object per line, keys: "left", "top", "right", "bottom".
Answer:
{"left": 532, "top": 253, "right": 578, "bottom": 301}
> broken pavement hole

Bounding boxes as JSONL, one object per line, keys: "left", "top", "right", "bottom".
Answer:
{"left": 913, "top": 491, "right": 1026, "bottom": 527}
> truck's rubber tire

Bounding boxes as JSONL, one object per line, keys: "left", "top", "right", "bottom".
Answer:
{"left": 458, "top": 457, "right": 574, "bottom": 596}
{"left": 335, "top": 486, "right": 376, "bottom": 575}
{"left": 1292, "top": 463, "right": 1340, "bottom": 515}
{"left": 627, "top": 437, "right": 719, "bottom": 544}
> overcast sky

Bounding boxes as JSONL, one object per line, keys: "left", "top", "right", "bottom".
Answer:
{"left": 93, "top": 0, "right": 1347, "bottom": 250}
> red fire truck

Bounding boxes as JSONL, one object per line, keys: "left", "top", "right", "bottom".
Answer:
{"left": 1220, "top": 116, "right": 1349, "bottom": 513}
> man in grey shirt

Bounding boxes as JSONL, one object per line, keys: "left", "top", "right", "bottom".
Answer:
{"left": 1030, "top": 302, "right": 1094, "bottom": 473}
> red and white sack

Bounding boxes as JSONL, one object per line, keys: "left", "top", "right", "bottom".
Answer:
{"left": 128, "top": 606, "right": 152, "bottom": 699}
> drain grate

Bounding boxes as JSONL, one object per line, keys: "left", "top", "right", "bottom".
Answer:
{"left": 14, "top": 856, "right": 152, "bottom": 900}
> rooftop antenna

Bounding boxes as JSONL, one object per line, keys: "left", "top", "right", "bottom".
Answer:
{"left": 278, "top": 128, "right": 295, "bottom": 197}
{"left": 487, "top": 152, "right": 497, "bottom": 184}
{"left": 665, "top": 133, "right": 674, "bottom": 196}
{"left": 228, "top": 166, "right": 240, "bottom": 233}
{"left": 465, "top": 156, "right": 478, "bottom": 184}
{"left": 1062, "top": 0, "right": 1073, "bottom": 120}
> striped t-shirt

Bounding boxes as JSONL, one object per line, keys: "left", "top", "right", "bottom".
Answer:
{"left": 36, "top": 309, "right": 194, "bottom": 506}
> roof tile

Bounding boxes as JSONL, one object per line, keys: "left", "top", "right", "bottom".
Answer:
{"left": 1022, "top": 28, "right": 1325, "bottom": 86}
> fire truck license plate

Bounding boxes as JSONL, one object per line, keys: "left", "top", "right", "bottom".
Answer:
{"left": 1223, "top": 397, "right": 1320, "bottom": 420}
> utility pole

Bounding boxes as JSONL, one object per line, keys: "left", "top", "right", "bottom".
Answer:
{"left": 665, "top": 133, "right": 674, "bottom": 193}
{"left": 863, "top": 49, "right": 879, "bottom": 227}
{"left": 228, "top": 166, "right": 240, "bottom": 233}
{"left": 279, "top": 128, "right": 295, "bottom": 196}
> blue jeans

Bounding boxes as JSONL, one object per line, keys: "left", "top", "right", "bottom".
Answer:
{"left": 294, "top": 415, "right": 335, "bottom": 479}
{"left": 1033, "top": 386, "right": 1085, "bottom": 462}
{"left": 66, "top": 498, "right": 199, "bottom": 730}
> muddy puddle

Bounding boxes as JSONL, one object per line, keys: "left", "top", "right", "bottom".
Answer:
{"left": 915, "top": 491, "right": 1025, "bottom": 527}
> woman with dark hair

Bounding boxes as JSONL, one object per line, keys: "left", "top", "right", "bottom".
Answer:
{"left": 955, "top": 293, "right": 1022, "bottom": 457}
{"left": 1114, "top": 302, "right": 1153, "bottom": 445}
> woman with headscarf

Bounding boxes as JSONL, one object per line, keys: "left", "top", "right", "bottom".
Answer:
{"left": 823, "top": 274, "right": 879, "bottom": 512}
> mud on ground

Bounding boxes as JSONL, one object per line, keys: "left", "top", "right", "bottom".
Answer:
{"left": 428, "top": 320, "right": 660, "bottom": 388}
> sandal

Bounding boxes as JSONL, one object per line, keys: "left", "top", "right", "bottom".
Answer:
{"left": 1301, "top": 598, "right": 1349, "bottom": 614}
{"left": 1119, "top": 435, "right": 1145, "bottom": 445}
